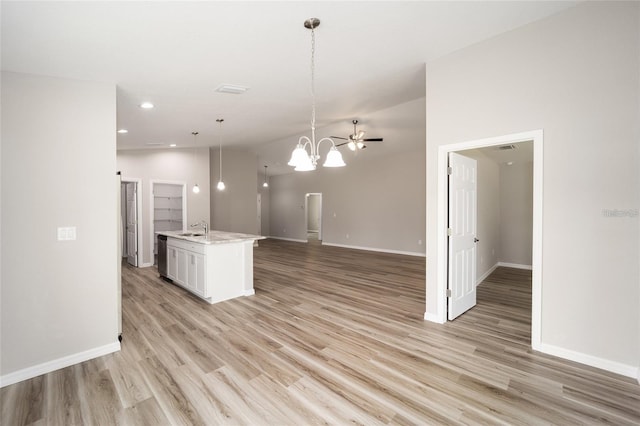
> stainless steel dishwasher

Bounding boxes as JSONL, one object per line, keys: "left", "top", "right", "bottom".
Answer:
{"left": 157, "top": 234, "right": 168, "bottom": 278}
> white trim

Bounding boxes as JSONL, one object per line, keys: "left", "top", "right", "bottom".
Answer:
{"left": 305, "top": 192, "right": 323, "bottom": 240}
{"left": 476, "top": 263, "right": 499, "bottom": 286}
{"left": 536, "top": 342, "right": 639, "bottom": 380}
{"left": 139, "top": 262, "right": 154, "bottom": 268}
{"left": 244, "top": 289, "right": 256, "bottom": 296}
{"left": 424, "top": 311, "right": 445, "bottom": 324}
{"left": 432, "top": 130, "right": 544, "bottom": 352}
{"left": 497, "top": 262, "right": 532, "bottom": 270}
{"left": 0, "top": 341, "right": 121, "bottom": 388}
{"left": 321, "top": 242, "right": 426, "bottom": 257}
{"left": 121, "top": 177, "right": 143, "bottom": 268}
{"left": 267, "top": 236, "right": 308, "bottom": 243}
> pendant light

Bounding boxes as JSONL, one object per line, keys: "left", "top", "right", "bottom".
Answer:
{"left": 216, "top": 119, "right": 226, "bottom": 191}
{"left": 288, "top": 18, "right": 345, "bottom": 172}
{"left": 263, "top": 165, "right": 269, "bottom": 188}
{"left": 191, "top": 131, "right": 200, "bottom": 193}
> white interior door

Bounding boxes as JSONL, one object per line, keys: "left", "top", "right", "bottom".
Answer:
{"left": 447, "top": 152, "right": 478, "bottom": 320}
{"left": 126, "top": 182, "right": 138, "bottom": 267}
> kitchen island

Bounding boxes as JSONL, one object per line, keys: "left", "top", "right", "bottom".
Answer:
{"left": 157, "top": 230, "right": 265, "bottom": 304}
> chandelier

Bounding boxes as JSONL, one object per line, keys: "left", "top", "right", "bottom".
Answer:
{"left": 288, "top": 18, "right": 345, "bottom": 172}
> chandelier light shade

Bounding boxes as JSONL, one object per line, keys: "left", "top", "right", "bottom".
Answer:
{"left": 191, "top": 131, "right": 200, "bottom": 193}
{"left": 263, "top": 165, "right": 269, "bottom": 188}
{"left": 288, "top": 18, "right": 345, "bottom": 172}
{"left": 216, "top": 119, "right": 226, "bottom": 191}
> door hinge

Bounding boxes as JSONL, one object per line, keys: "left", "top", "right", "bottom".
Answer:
{"left": 447, "top": 228, "right": 452, "bottom": 236}
{"left": 447, "top": 166, "right": 452, "bottom": 175}
{"left": 446, "top": 289, "right": 452, "bottom": 297}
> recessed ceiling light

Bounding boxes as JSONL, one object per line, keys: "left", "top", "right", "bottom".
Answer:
{"left": 139, "top": 102, "right": 154, "bottom": 109}
{"left": 215, "top": 84, "right": 249, "bottom": 94}
{"left": 117, "top": 129, "right": 128, "bottom": 134}
{"left": 169, "top": 144, "right": 177, "bottom": 148}
{"left": 506, "top": 161, "right": 514, "bottom": 166}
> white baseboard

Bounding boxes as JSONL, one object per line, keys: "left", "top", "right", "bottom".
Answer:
{"left": 476, "top": 264, "right": 499, "bottom": 286}
{"left": 497, "top": 262, "right": 532, "bottom": 270}
{"left": 0, "top": 340, "right": 121, "bottom": 388}
{"left": 321, "top": 242, "right": 426, "bottom": 258}
{"left": 424, "top": 311, "right": 445, "bottom": 324}
{"left": 244, "top": 289, "right": 255, "bottom": 296}
{"left": 267, "top": 236, "right": 308, "bottom": 243}
{"left": 139, "top": 262, "right": 154, "bottom": 268}
{"left": 536, "top": 342, "right": 639, "bottom": 379}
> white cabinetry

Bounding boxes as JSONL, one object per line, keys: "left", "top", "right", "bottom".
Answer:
{"left": 167, "top": 246, "right": 178, "bottom": 281}
{"left": 166, "top": 238, "right": 208, "bottom": 298}
{"left": 162, "top": 233, "right": 259, "bottom": 305}
{"left": 187, "top": 252, "right": 206, "bottom": 296}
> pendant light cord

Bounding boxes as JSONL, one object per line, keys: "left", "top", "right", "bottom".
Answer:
{"left": 310, "top": 24, "right": 316, "bottom": 145}
{"left": 218, "top": 120, "right": 223, "bottom": 181}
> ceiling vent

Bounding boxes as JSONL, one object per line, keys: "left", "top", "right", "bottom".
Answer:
{"left": 215, "top": 84, "right": 249, "bottom": 94}
{"left": 145, "top": 142, "right": 163, "bottom": 146}
{"left": 498, "top": 144, "right": 517, "bottom": 150}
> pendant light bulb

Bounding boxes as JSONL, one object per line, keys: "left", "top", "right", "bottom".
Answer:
{"left": 263, "top": 165, "right": 269, "bottom": 188}
{"left": 216, "top": 119, "right": 225, "bottom": 191}
{"left": 191, "top": 131, "right": 200, "bottom": 194}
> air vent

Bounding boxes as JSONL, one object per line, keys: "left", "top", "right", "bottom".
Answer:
{"left": 145, "top": 142, "right": 164, "bottom": 146}
{"left": 498, "top": 144, "right": 517, "bottom": 150}
{"left": 215, "top": 84, "right": 249, "bottom": 94}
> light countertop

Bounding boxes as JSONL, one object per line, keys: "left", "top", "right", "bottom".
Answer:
{"left": 157, "top": 230, "right": 265, "bottom": 245}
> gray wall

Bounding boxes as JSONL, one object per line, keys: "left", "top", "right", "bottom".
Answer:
{"left": 268, "top": 98, "right": 426, "bottom": 255}
{"left": 426, "top": 2, "right": 639, "bottom": 370}
{"left": 211, "top": 148, "right": 258, "bottom": 234}
{"left": 500, "top": 161, "right": 533, "bottom": 266}
{"left": 1, "top": 72, "right": 119, "bottom": 377}
{"left": 117, "top": 148, "right": 211, "bottom": 266}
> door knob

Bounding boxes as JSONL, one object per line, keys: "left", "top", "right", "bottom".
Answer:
{"left": 474, "top": 238, "right": 480, "bottom": 243}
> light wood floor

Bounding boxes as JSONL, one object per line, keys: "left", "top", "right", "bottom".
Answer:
{"left": 2, "top": 239, "right": 640, "bottom": 425}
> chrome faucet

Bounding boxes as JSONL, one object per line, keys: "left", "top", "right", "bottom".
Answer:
{"left": 190, "top": 220, "right": 208, "bottom": 235}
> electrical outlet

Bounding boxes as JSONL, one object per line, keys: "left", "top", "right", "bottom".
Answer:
{"left": 346, "top": 233, "right": 350, "bottom": 239}
{"left": 418, "top": 239, "right": 422, "bottom": 245}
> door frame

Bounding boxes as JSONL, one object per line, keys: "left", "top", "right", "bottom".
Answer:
{"left": 435, "top": 129, "right": 543, "bottom": 350}
{"left": 121, "top": 177, "right": 143, "bottom": 268}
{"left": 305, "top": 193, "right": 323, "bottom": 241}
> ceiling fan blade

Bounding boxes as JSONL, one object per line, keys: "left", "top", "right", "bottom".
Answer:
{"left": 362, "top": 138, "right": 383, "bottom": 142}
{"left": 330, "top": 136, "right": 349, "bottom": 140}
{"left": 335, "top": 142, "right": 348, "bottom": 147}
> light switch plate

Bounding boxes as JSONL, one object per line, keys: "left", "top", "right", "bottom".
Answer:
{"left": 57, "top": 226, "right": 77, "bottom": 241}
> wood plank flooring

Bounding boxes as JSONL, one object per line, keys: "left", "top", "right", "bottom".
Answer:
{"left": 2, "top": 238, "right": 640, "bottom": 425}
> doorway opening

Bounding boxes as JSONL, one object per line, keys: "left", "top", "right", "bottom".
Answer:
{"left": 120, "top": 178, "right": 142, "bottom": 267}
{"left": 150, "top": 181, "right": 187, "bottom": 266}
{"left": 305, "top": 193, "right": 322, "bottom": 243}
{"left": 437, "top": 130, "right": 543, "bottom": 350}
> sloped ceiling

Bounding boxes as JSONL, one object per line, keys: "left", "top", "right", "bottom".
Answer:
{"left": 2, "top": 1, "right": 577, "bottom": 172}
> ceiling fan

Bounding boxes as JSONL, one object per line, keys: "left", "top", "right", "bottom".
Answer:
{"left": 331, "top": 120, "right": 383, "bottom": 151}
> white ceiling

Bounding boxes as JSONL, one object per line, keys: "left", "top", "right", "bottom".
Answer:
{"left": 2, "top": 1, "right": 577, "bottom": 169}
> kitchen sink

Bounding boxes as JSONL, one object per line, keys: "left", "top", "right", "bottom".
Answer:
{"left": 178, "top": 232, "right": 204, "bottom": 237}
